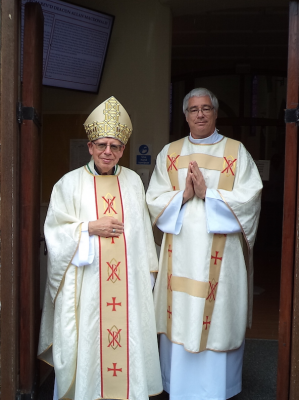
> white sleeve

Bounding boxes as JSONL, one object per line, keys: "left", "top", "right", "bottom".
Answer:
{"left": 205, "top": 189, "right": 241, "bottom": 234}
{"left": 72, "top": 222, "right": 95, "bottom": 267}
{"left": 156, "top": 191, "right": 187, "bottom": 235}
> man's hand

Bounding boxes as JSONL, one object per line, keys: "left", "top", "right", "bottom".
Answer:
{"left": 88, "top": 216, "right": 124, "bottom": 237}
{"left": 183, "top": 163, "right": 195, "bottom": 204}
{"left": 190, "top": 161, "right": 207, "bottom": 200}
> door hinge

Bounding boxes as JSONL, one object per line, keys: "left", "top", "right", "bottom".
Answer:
{"left": 17, "top": 101, "right": 42, "bottom": 128}
{"left": 285, "top": 106, "right": 299, "bottom": 125}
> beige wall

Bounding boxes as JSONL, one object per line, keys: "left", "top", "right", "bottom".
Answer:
{"left": 42, "top": 0, "right": 172, "bottom": 171}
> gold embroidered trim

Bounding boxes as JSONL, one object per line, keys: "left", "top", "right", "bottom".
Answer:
{"left": 178, "top": 153, "right": 223, "bottom": 171}
{"left": 166, "top": 234, "right": 173, "bottom": 339}
{"left": 84, "top": 96, "right": 132, "bottom": 144}
{"left": 199, "top": 233, "right": 227, "bottom": 351}
{"left": 218, "top": 138, "right": 240, "bottom": 191}
{"left": 95, "top": 175, "right": 128, "bottom": 399}
{"left": 37, "top": 354, "right": 54, "bottom": 367}
{"left": 166, "top": 138, "right": 185, "bottom": 191}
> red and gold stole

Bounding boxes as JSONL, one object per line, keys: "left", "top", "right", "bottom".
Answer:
{"left": 166, "top": 137, "right": 240, "bottom": 351}
{"left": 94, "top": 175, "right": 129, "bottom": 399}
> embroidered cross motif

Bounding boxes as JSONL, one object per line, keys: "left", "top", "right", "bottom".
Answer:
{"left": 211, "top": 251, "right": 222, "bottom": 265}
{"left": 107, "top": 363, "right": 122, "bottom": 376}
{"left": 203, "top": 316, "right": 211, "bottom": 330}
{"left": 107, "top": 297, "right": 122, "bottom": 311}
{"left": 102, "top": 195, "right": 117, "bottom": 214}
{"left": 167, "top": 155, "right": 179, "bottom": 171}
{"left": 107, "top": 327, "right": 122, "bottom": 349}
{"left": 167, "top": 273, "right": 172, "bottom": 291}
{"left": 111, "top": 236, "right": 119, "bottom": 244}
{"left": 167, "top": 306, "right": 172, "bottom": 319}
{"left": 168, "top": 245, "right": 172, "bottom": 257}
{"left": 221, "top": 157, "right": 237, "bottom": 176}
{"left": 206, "top": 281, "right": 218, "bottom": 301}
{"left": 107, "top": 260, "right": 121, "bottom": 282}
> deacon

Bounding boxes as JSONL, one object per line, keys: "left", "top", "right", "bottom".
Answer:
{"left": 146, "top": 88, "right": 263, "bottom": 399}
{"left": 38, "top": 96, "right": 162, "bottom": 400}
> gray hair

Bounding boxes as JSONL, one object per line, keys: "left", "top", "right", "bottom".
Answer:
{"left": 183, "top": 88, "right": 219, "bottom": 114}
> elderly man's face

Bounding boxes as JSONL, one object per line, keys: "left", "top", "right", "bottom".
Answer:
{"left": 87, "top": 137, "right": 125, "bottom": 174}
{"left": 185, "top": 95, "right": 217, "bottom": 139}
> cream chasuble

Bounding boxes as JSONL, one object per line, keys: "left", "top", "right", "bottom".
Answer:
{"left": 38, "top": 161, "right": 162, "bottom": 400}
{"left": 146, "top": 136, "right": 262, "bottom": 353}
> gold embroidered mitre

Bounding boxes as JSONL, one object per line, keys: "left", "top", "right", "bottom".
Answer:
{"left": 83, "top": 96, "right": 132, "bottom": 144}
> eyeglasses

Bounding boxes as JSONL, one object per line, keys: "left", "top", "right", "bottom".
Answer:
{"left": 92, "top": 142, "right": 123, "bottom": 152}
{"left": 187, "top": 106, "right": 214, "bottom": 115}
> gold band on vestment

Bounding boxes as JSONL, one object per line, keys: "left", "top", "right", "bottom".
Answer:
{"left": 166, "top": 234, "right": 173, "bottom": 338}
{"left": 94, "top": 175, "right": 129, "bottom": 399}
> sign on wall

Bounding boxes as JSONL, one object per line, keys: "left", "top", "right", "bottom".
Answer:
{"left": 136, "top": 144, "right": 152, "bottom": 165}
{"left": 21, "top": 0, "right": 114, "bottom": 93}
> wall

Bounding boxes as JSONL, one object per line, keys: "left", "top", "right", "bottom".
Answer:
{"left": 42, "top": 0, "right": 172, "bottom": 200}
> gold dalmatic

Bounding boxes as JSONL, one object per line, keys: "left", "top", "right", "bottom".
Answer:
{"left": 94, "top": 175, "right": 129, "bottom": 398}
{"left": 166, "top": 137, "right": 240, "bottom": 351}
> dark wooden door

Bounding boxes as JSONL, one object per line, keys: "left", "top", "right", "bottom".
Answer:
{"left": 277, "top": 2, "right": 299, "bottom": 399}
{"left": 19, "top": 2, "right": 44, "bottom": 396}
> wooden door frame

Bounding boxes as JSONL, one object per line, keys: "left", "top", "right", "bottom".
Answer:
{"left": 289, "top": 2, "right": 299, "bottom": 397}
{"left": 0, "top": 0, "right": 21, "bottom": 399}
{"left": 277, "top": 2, "right": 299, "bottom": 399}
{"left": 19, "top": 2, "right": 44, "bottom": 394}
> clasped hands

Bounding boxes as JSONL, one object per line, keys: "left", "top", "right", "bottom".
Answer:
{"left": 88, "top": 216, "right": 124, "bottom": 237}
{"left": 183, "top": 161, "right": 207, "bottom": 204}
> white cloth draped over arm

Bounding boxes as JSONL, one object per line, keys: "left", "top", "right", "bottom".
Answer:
{"left": 72, "top": 222, "right": 95, "bottom": 267}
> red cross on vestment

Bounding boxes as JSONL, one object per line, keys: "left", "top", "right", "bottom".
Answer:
{"left": 167, "top": 155, "right": 179, "bottom": 171}
{"left": 107, "top": 261, "right": 121, "bottom": 282}
{"left": 107, "top": 297, "right": 122, "bottom": 311}
{"left": 203, "top": 316, "right": 211, "bottom": 330}
{"left": 167, "top": 306, "right": 172, "bottom": 319}
{"left": 168, "top": 244, "right": 172, "bottom": 257}
{"left": 107, "top": 363, "right": 122, "bottom": 377}
{"left": 110, "top": 236, "right": 119, "bottom": 244}
{"left": 221, "top": 157, "right": 237, "bottom": 175}
{"left": 211, "top": 251, "right": 222, "bottom": 265}
{"left": 102, "top": 196, "right": 117, "bottom": 214}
